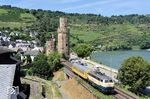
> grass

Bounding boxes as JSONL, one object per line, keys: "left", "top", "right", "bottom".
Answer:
{"left": 0, "top": 21, "right": 32, "bottom": 29}
{"left": 70, "top": 23, "right": 144, "bottom": 46}
{"left": 25, "top": 76, "right": 62, "bottom": 99}
{"left": 0, "top": 13, "right": 35, "bottom": 28}
{"left": 0, "top": 10, "right": 21, "bottom": 22}
{"left": 70, "top": 27, "right": 100, "bottom": 43}
{"left": 21, "top": 13, "right": 35, "bottom": 18}
{"left": 20, "top": 13, "right": 36, "bottom": 23}
{"left": 51, "top": 82, "right": 62, "bottom": 97}
{"left": 115, "top": 84, "right": 150, "bottom": 99}
{"left": 56, "top": 73, "right": 65, "bottom": 81}
{"left": 0, "top": 9, "right": 36, "bottom": 28}
{"left": 76, "top": 77, "right": 112, "bottom": 99}
{"left": 115, "top": 85, "right": 137, "bottom": 97}
{"left": 0, "top": 9, "right": 8, "bottom": 15}
{"left": 45, "top": 80, "right": 52, "bottom": 98}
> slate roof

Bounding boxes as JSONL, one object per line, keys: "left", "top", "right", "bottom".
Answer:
{"left": 0, "top": 47, "right": 15, "bottom": 54}
{"left": 0, "top": 64, "right": 16, "bottom": 99}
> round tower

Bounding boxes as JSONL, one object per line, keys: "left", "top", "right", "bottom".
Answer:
{"left": 57, "top": 18, "right": 69, "bottom": 59}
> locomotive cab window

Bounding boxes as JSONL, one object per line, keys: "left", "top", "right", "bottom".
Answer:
{"left": 109, "top": 80, "right": 113, "bottom": 82}
{"left": 104, "top": 80, "right": 109, "bottom": 83}
{"left": 104, "top": 80, "right": 113, "bottom": 83}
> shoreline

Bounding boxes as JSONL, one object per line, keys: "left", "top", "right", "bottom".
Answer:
{"left": 90, "top": 50, "right": 150, "bottom": 71}
{"left": 85, "top": 59, "right": 118, "bottom": 74}
{"left": 93, "top": 48, "right": 150, "bottom": 53}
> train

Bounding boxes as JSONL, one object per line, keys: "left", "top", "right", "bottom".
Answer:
{"left": 70, "top": 62, "right": 114, "bottom": 93}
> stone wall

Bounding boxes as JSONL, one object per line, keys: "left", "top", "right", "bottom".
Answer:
{"left": 45, "top": 34, "right": 55, "bottom": 56}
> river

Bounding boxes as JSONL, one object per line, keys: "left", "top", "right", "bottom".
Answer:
{"left": 90, "top": 50, "right": 150, "bottom": 70}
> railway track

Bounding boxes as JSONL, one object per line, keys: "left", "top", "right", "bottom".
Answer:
{"left": 63, "top": 63, "right": 99, "bottom": 98}
{"left": 114, "top": 87, "right": 138, "bottom": 99}
{"left": 62, "top": 60, "right": 139, "bottom": 99}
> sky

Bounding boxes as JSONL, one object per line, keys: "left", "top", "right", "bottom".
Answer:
{"left": 0, "top": 0, "right": 150, "bottom": 16}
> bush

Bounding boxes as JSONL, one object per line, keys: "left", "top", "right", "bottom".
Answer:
{"left": 31, "top": 52, "right": 62, "bottom": 79}
{"left": 27, "top": 68, "right": 33, "bottom": 76}
{"left": 73, "top": 43, "right": 94, "bottom": 58}
{"left": 26, "top": 55, "right": 32, "bottom": 63}
{"left": 32, "top": 53, "right": 51, "bottom": 78}
{"left": 47, "top": 52, "right": 62, "bottom": 71}
{"left": 118, "top": 56, "right": 150, "bottom": 93}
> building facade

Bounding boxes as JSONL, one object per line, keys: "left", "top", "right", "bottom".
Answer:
{"left": 0, "top": 47, "right": 26, "bottom": 99}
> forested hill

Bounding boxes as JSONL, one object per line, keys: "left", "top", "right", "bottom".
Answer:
{"left": 1, "top": 5, "right": 150, "bottom": 50}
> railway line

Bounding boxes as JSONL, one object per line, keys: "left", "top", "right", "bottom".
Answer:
{"left": 114, "top": 87, "right": 138, "bottom": 99}
{"left": 63, "top": 63, "right": 99, "bottom": 98}
{"left": 62, "top": 60, "right": 139, "bottom": 99}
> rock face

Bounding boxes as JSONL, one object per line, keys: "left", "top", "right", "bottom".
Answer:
{"left": 57, "top": 18, "right": 69, "bottom": 59}
{"left": 45, "top": 34, "right": 55, "bottom": 56}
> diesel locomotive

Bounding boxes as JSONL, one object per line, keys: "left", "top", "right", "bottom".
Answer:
{"left": 71, "top": 62, "right": 114, "bottom": 93}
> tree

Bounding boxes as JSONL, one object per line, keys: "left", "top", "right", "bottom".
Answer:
{"left": 32, "top": 52, "right": 62, "bottom": 79}
{"left": 118, "top": 56, "right": 150, "bottom": 93}
{"left": 15, "top": 53, "right": 21, "bottom": 61}
{"left": 47, "top": 52, "right": 62, "bottom": 71}
{"left": 26, "top": 55, "right": 32, "bottom": 63}
{"left": 32, "top": 53, "right": 51, "bottom": 78}
{"left": 73, "top": 44, "right": 94, "bottom": 58}
{"left": 32, "top": 12, "right": 58, "bottom": 32}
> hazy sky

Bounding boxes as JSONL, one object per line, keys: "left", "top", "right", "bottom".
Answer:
{"left": 0, "top": 0, "right": 150, "bottom": 16}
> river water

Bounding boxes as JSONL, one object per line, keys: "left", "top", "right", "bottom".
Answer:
{"left": 91, "top": 50, "right": 150, "bottom": 70}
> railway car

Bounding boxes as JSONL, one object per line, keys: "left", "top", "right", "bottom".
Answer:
{"left": 71, "top": 63, "right": 91, "bottom": 79}
{"left": 71, "top": 62, "right": 114, "bottom": 93}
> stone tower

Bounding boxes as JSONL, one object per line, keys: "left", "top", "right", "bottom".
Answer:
{"left": 57, "top": 18, "right": 69, "bottom": 58}
{"left": 45, "top": 34, "right": 55, "bottom": 56}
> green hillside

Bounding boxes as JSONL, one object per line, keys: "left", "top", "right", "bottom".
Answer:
{"left": 0, "top": 7, "right": 36, "bottom": 29}
{"left": 70, "top": 23, "right": 150, "bottom": 51}
{"left": 0, "top": 9, "right": 8, "bottom": 14}
{"left": 0, "top": 5, "right": 150, "bottom": 50}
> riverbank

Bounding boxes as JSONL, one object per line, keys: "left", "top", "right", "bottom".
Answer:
{"left": 91, "top": 50, "right": 150, "bottom": 69}
{"left": 85, "top": 59, "right": 118, "bottom": 73}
